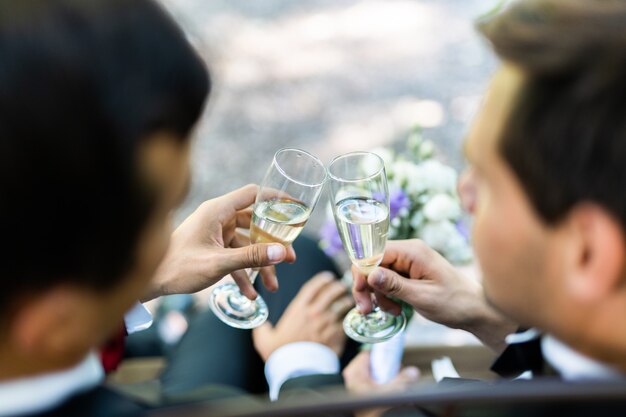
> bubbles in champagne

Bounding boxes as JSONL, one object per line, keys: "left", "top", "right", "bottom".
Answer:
{"left": 251, "top": 199, "right": 310, "bottom": 245}
{"left": 334, "top": 197, "right": 389, "bottom": 274}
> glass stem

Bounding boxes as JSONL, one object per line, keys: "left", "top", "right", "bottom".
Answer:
{"left": 248, "top": 268, "right": 260, "bottom": 285}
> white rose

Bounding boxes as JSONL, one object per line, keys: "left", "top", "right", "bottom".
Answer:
{"left": 416, "top": 160, "right": 457, "bottom": 194}
{"left": 392, "top": 160, "right": 421, "bottom": 189}
{"left": 409, "top": 211, "right": 425, "bottom": 229}
{"left": 423, "top": 193, "right": 461, "bottom": 222}
{"left": 444, "top": 233, "right": 474, "bottom": 264}
{"left": 402, "top": 164, "right": 430, "bottom": 195}
{"left": 416, "top": 220, "right": 458, "bottom": 253}
{"left": 418, "top": 139, "right": 435, "bottom": 160}
{"left": 417, "top": 220, "right": 473, "bottom": 264}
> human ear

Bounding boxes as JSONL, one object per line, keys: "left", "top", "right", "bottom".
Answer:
{"left": 564, "top": 204, "right": 626, "bottom": 303}
{"left": 10, "top": 286, "right": 98, "bottom": 365}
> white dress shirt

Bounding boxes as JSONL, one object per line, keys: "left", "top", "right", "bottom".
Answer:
{"left": 541, "top": 334, "right": 625, "bottom": 381}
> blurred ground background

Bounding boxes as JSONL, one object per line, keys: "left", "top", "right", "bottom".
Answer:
{"left": 159, "top": 0, "right": 498, "bottom": 228}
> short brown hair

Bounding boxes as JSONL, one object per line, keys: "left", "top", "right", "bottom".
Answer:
{"left": 479, "top": 0, "right": 626, "bottom": 230}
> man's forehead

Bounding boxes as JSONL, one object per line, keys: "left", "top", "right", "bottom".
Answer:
{"left": 465, "top": 64, "right": 524, "bottom": 167}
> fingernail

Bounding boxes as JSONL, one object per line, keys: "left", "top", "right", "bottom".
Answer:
{"left": 372, "top": 269, "right": 385, "bottom": 289}
{"left": 356, "top": 302, "right": 363, "bottom": 313}
{"left": 322, "top": 271, "right": 335, "bottom": 281}
{"left": 403, "top": 367, "right": 419, "bottom": 380}
{"left": 267, "top": 245, "right": 285, "bottom": 263}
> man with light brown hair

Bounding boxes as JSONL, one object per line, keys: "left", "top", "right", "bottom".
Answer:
{"left": 346, "top": 0, "right": 626, "bottom": 415}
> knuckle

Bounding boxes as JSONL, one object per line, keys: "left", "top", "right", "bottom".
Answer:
{"left": 352, "top": 278, "right": 361, "bottom": 291}
{"left": 248, "top": 246, "right": 264, "bottom": 266}
{"left": 321, "top": 312, "right": 334, "bottom": 322}
{"left": 386, "top": 276, "right": 403, "bottom": 296}
{"left": 231, "top": 271, "right": 246, "bottom": 283}
{"left": 414, "top": 239, "right": 433, "bottom": 259}
{"left": 309, "top": 275, "right": 326, "bottom": 286}
{"left": 413, "top": 239, "right": 428, "bottom": 253}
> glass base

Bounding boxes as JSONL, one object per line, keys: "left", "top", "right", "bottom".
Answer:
{"left": 343, "top": 306, "right": 406, "bottom": 343}
{"left": 208, "top": 283, "right": 269, "bottom": 329}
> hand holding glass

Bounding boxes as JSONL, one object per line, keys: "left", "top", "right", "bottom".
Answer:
{"left": 328, "top": 151, "right": 406, "bottom": 343}
{"left": 209, "top": 148, "right": 326, "bottom": 329}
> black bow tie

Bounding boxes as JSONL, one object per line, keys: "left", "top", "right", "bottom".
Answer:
{"left": 491, "top": 336, "right": 558, "bottom": 378}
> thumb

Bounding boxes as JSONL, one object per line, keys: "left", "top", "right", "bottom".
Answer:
{"left": 368, "top": 267, "right": 410, "bottom": 299}
{"left": 389, "top": 366, "right": 420, "bottom": 387}
{"left": 221, "top": 243, "right": 287, "bottom": 272}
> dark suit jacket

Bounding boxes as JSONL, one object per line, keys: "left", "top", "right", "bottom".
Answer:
{"left": 383, "top": 337, "right": 626, "bottom": 417}
{"left": 15, "top": 374, "right": 345, "bottom": 417}
{"left": 21, "top": 386, "right": 145, "bottom": 417}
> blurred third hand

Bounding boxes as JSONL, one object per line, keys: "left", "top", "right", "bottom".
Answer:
{"left": 343, "top": 351, "right": 420, "bottom": 417}
{"left": 252, "top": 272, "right": 354, "bottom": 361}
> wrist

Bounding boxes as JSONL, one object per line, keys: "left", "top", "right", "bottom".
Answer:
{"left": 255, "top": 338, "right": 279, "bottom": 362}
{"left": 462, "top": 292, "right": 516, "bottom": 353}
{"left": 453, "top": 279, "right": 488, "bottom": 330}
{"left": 141, "top": 266, "right": 171, "bottom": 302}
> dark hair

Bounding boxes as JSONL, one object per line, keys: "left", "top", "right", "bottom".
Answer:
{"left": 479, "top": 0, "right": 626, "bottom": 231}
{"left": 0, "top": 0, "right": 210, "bottom": 317}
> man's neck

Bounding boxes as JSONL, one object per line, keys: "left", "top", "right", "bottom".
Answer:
{"left": 547, "top": 303, "right": 626, "bottom": 374}
{"left": 0, "top": 347, "right": 77, "bottom": 382}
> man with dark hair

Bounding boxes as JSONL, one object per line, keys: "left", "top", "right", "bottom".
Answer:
{"left": 345, "top": 0, "right": 626, "bottom": 414}
{"left": 0, "top": 0, "right": 355, "bottom": 416}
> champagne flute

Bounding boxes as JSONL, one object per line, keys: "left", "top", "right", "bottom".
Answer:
{"left": 209, "top": 148, "right": 327, "bottom": 329}
{"left": 328, "top": 151, "right": 406, "bottom": 343}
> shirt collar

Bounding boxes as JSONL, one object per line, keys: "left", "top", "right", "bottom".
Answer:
{"left": 0, "top": 353, "right": 104, "bottom": 417}
{"left": 541, "top": 334, "right": 625, "bottom": 381}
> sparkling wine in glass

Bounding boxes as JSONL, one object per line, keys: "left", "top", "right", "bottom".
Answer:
{"left": 208, "top": 148, "right": 326, "bottom": 329}
{"left": 328, "top": 151, "right": 406, "bottom": 343}
{"left": 250, "top": 199, "right": 310, "bottom": 246}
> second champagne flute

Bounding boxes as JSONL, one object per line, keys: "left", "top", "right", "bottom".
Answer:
{"left": 328, "top": 151, "right": 406, "bottom": 343}
{"left": 208, "top": 148, "right": 327, "bottom": 329}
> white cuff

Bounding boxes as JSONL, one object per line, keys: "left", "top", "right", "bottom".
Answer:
{"left": 371, "top": 331, "right": 405, "bottom": 384}
{"left": 124, "top": 303, "right": 153, "bottom": 335}
{"left": 505, "top": 328, "right": 540, "bottom": 344}
{"left": 265, "top": 342, "right": 339, "bottom": 401}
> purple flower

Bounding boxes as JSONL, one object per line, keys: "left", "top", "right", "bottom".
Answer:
{"left": 319, "top": 219, "right": 344, "bottom": 257}
{"left": 389, "top": 188, "right": 411, "bottom": 220}
{"left": 455, "top": 219, "right": 471, "bottom": 242}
